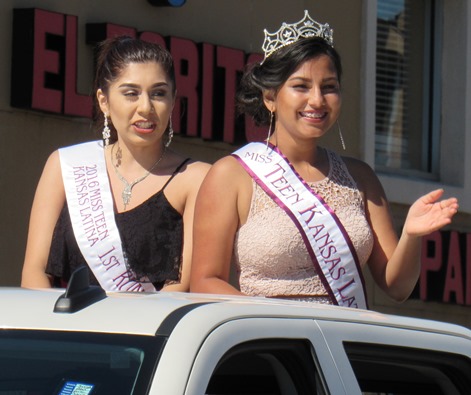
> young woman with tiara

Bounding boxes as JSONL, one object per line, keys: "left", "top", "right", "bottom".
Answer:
{"left": 190, "top": 11, "right": 458, "bottom": 308}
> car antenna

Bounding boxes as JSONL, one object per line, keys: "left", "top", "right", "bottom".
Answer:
{"left": 53, "top": 266, "right": 107, "bottom": 313}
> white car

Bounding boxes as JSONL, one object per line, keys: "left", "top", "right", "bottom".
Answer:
{"left": 1, "top": 267, "right": 470, "bottom": 395}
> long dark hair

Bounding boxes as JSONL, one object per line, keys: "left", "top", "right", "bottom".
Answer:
{"left": 93, "top": 36, "right": 176, "bottom": 143}
{"left": 236, "top": 37, "right": 342, "bottom": 127}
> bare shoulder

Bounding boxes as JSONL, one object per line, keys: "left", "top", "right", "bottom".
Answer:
{"left": 200, "top": 155, "right": 253, "bottom": 209}
{"left": 340, "top": 155, "right": 374, "bottom": 173}
{"left": 340, "top": 155, "right": 379, "bottom": 185}
{"left": 162, "top": 153, "right": 209, "bottom": 200}
{"left": 170, "top": 157, "right": 210, "bottom": 191}
{"left": 41, "top": 150, "right": 64, "bottom": 183}
{"left": 210, "top": 154, "right": 248, "bottom": 174}
{"left": 193, "top": 154, "right": 253, "bottom": 225}
{"left": 164, "top": 151, "right": 209, "bottom": 179}
{"left": 45, "top": 149, "right": 61, "bottom": 169}
{"left": 175, "top": 154, "right": 248, "bottom": 184}
{"left": 32, "top": 149, "right": 66, "bottom": 210}
{"left": 204, "top": 155, "right": 250, "bottom": 185}
{"left": 340, "top": 154, "right": 385, "bottom": 200}
{"left": 183, "top": 159, "right": 211, "bottom": 180}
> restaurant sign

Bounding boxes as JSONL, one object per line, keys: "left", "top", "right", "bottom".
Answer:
{"left": 11, "top": 8, "right": 265, "bottom": 144}
{"left": 416, "top": 230, "right": 471, "bottom": 306}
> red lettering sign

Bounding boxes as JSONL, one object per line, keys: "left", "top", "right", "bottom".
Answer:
{"left": 420, "top": 231, "right": 443, "bottom": 301}
{"left": 139, "top": 31, "right": 166, "bottom": 47}
{"left": 244, "top": 53, "right": 266, "bottom": 142}
{"left": 171, "top": 36, "right": 199, "bottom": 136}
{"left": 443, "top": 231, "right": 464, "bottom": 304}
{"left": 201, "top": 43, "right": 214, "bottom": 140}
{"left": 10, "top": 8, "right": 269, "bottom": 144}
{"left": 64, "top": 15, "right": 93, "bottom": 118}
{"left": 86, "top": 22, "right": 137, "bottom": 42}
{"left": 12, "top": 9, "right": 64, "bottom": 112}
{"left": 417, "top": 230, "right": 470, "bottom": 306}
{"left": 216, "top": 46, "right": 245, "bottom": 143}
{"left": 12, "top": 9, "right": 94, "bottom": 116}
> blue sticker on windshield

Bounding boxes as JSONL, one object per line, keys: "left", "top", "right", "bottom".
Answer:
{"left": 58, "top": 381, "right": 95, "bottom": 395}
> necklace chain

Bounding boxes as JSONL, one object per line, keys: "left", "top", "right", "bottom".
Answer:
{"left": 110, "top": 143, "right": 166, "bottom": 210}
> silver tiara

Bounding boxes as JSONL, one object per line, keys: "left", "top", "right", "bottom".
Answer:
{"left": 261, "top": 10, "right": 334, "bottom": 63}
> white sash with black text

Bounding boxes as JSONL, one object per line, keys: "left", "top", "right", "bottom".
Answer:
{"left": 59, "top": 140, "right": 156, "bottom": 292}
{"left": 233, "top": 142, "right": 367, "bottom": 309}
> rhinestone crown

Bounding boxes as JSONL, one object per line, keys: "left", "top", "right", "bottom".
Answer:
{"left": 261, "top": 10, "right": 334, "bottom": 63}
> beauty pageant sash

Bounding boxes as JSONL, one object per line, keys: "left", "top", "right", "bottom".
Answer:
{"left": 233, "top": 142, "right": 367, "bottom": 309}
{"left": 59, "top": 141, "right": 156, "bottom": 292}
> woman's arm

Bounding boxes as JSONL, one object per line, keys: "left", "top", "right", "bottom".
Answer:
{"left": 190, "top": 156, "right": 252, "bottom": 295}
{"left": 22, "top": 151, "right": 66, "bottom": 288}
{"left": 348, "top": 159, "right": 458, "bottom": 302}
{"left": 378, "top": 188, "right": 457, "bottom": 301}
{"left": 161, "top": 160, "right": 211, "bottom": 292}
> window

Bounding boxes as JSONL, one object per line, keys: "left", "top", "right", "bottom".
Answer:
{"left": 375, "top": 0, "right": 440, "bottom": 177}
{"left": 344, "top": 342, "right": 471, "bottom": 394}
{"left": 205, "top": 339, "right": 326, "bottom": 395}
{"left": 0, "top": 330, "right": 165, "bottom": 395}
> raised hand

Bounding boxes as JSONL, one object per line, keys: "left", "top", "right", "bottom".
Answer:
{"left": 404, "top": 189, "right": 459, "bottom": 237}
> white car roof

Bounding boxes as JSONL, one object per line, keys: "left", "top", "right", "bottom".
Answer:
{"left": 1, "top": 286, "right": 470, "bottom": 340}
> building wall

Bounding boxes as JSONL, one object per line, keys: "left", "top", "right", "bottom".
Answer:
{"left": 0, "top": 0, "right": 469, "bottom": 327}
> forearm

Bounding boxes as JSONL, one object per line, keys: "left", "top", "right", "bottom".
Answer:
{"left": 190, "top": 276, "right": 243, "bottom": 296}
{"left": 161, "top": 283, "right": 188, "bottom": 292}
{"left": 383, "top": 230, "right": 422, "bottom": 302}
{"left": 21, "top": 266, "right": 52, "bottom": 288}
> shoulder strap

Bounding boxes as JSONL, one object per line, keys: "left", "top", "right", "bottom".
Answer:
{"left": 161, "top": 158, "right": 191, "bottom": 191}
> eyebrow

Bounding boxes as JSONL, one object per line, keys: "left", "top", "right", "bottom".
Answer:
{"left": 288, "top": 76, "right": 338, "bottom": 83}
{"left": 117, "top": 82, "right": 170, "bottom": 89}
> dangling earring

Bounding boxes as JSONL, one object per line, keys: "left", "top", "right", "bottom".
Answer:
{"left": 337, "top": 121, "right": 346, "bottom": 150}
{"left": 165, "top": 117, "right": 174, "bottom": 148}
{"left": 266, "top": 111, "right": 274, "bottom": 149}
{"left": 102, "top": 113, "right": 111, "bottom": 147}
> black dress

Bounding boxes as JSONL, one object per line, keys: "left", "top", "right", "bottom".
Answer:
{"left": 46, "top": 159, "right": 190, "bottom": 290}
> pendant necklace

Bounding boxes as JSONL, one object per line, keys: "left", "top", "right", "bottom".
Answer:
{"left": 111, "top": 143, "right": 166, "bottom": 210}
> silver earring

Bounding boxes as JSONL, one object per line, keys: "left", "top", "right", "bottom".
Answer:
{"left": 165, "top": 117, "right": 174, "bottom": 148}
{"left": 337, "top": 121, "right": 346, "bottom": 150}
{"left": 266, "top": 111, "right": 274, "bottom": 148}
{"left": 103, "top": 114, "right": 111, "bottom": 147}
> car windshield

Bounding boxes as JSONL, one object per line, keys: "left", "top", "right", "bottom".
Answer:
{"left": 0, "top": 329, "right": 165, "bottom": 395}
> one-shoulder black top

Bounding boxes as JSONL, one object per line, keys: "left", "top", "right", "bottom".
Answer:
{"left": 46, "top": 158, "right": 190, "bottom": 290}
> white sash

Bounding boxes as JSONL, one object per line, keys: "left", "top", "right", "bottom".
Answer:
{"left": 233, "top": 142, "right": 367, "bottom": 309}
{"left": 59, "top": 141, "right": 156, "bottom": 292}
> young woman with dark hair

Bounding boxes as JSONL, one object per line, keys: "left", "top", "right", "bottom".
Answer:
{"left": 22, "top": 36, "right": 209, "bottom": 292}
{"left": 190, "top": 11, "right": 458, "bottom": 308}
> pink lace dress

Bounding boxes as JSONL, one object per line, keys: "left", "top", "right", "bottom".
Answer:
{"left": 232, "top": 149, "right": 374, "bottom": 303}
